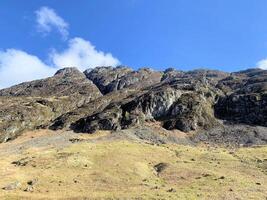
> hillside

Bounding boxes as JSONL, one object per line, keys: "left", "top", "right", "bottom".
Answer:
{"left": 0, "top": 66, "right": 267, "bottom": 199}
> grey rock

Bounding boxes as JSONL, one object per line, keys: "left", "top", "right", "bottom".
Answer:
{"left": 106, "top": 68, "right": 162, "bottom": 93}
{"left": 192, "top": 124, "right": 267, "bottom": 147}
{"left": 154, "top": 163, "right": 168, "bottom": 174}
{"left": 215, "top": 93, "right": 267, "bottom": 126}
{"left": 84, "top": 66, "right": 132, "bottom": 94}
{"left": 2, "top": 181, "right": 21, "bottom": 190}
{"left": 85, "top": 66, "right": 162, "bottom": 94}
{"left": 72, "top": 104, "right": 123, "bottom": 133}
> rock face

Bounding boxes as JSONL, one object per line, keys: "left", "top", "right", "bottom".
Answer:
{"left": 84, "top": 66, "right": 133, "bottom": 94}
{"left": 215, "top": 93, "right": 267, "bottom": 126}
{"left": 1, "top": 66, "right": 267, "bottom": 146}
{"left": 215, "top": 68, "right": 267, "bottom": 126}
{"left": 85, "top": 66, "right": 162, "bottom": 94}
{"left": 105, "top": 68, "right": 162, "bottom": 93}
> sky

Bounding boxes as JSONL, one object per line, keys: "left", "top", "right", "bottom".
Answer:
{"left": 1, "top": 0, "right": 267, "bottom": 88}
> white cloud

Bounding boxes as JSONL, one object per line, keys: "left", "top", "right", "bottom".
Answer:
{"left": 256, "top": 59, "right": 267, "bottom": 69}
{"left": 0, "top": 38, "right": 120, "bottom": 88}
{"left": 0, "top": 7, "right": 121, "bottom": 89}
{"left": 0, "top": 49, "right": 57, "bottom": 88}
{"left": 35, "top": 6, "right": 69, "bottom": 40}
{"left": 50, "top": 37, "right": 120, "bottom": 71}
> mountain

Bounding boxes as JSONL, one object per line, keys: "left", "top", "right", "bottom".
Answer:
{"left": 0, "top": 66, "right": 267, "bottom": 146}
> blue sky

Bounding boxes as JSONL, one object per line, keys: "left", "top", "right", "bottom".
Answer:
{"left": 1, "top": 0, "right": 267, "bottom": 87}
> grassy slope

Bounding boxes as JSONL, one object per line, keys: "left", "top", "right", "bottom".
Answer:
{"left": 0, "top": 132, "right": 266, "bottom": 200}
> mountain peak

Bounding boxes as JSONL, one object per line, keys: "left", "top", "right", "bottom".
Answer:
{"left": 54, "top": 67, "right": 82, "bottom": 76}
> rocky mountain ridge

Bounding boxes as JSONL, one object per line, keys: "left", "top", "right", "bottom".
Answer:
{"left": 0, "top": 66, "right": 267, "bottom": 146}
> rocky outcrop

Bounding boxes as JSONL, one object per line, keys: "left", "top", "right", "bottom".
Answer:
{"left": 72, "top": 104, "right": 123, "bottom": 133}
{"left": 84, "top": 66, "right": 133, "bottom": 94}
{"left": 49, "top": 84, "right": 149, "bottom": 131}
{"left": 215, "top": 68, "right": 267, "bottom": 126}
{"left": 162, "top": 68, "right": 229, "bottom": 85}
{"left": 0, "top": 67, "right": 102, "bottom": 105}
{"left": 162, "top": 92, "right": 217, "bottom": 132}
{"left": 70, "top": 87, "right": 181, "bottom": 133}
{"left": 106, "top": 68, "right": 163, "bottom": 93}
{"left": 215, "top": 92, "right": 267, "bottom": 126}
{"left": 216, "top": 68, "right": 267, "bottom": 94}
{"left": 85, "top": 66, "right": 162, "bottom": 94}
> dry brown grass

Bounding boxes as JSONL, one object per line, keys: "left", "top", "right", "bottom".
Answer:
{"left": 0, "top": 130, "right": 266, "bottom": 199}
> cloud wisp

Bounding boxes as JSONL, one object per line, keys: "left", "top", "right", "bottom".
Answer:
{"left": 35, "top": 6, "right": 69, "bottom": 40}
{"left": 256, "top": 58, "right": 267, "bottom": 69}
{"left": 0, "top": 6, "right": 120, "bottom": 89}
